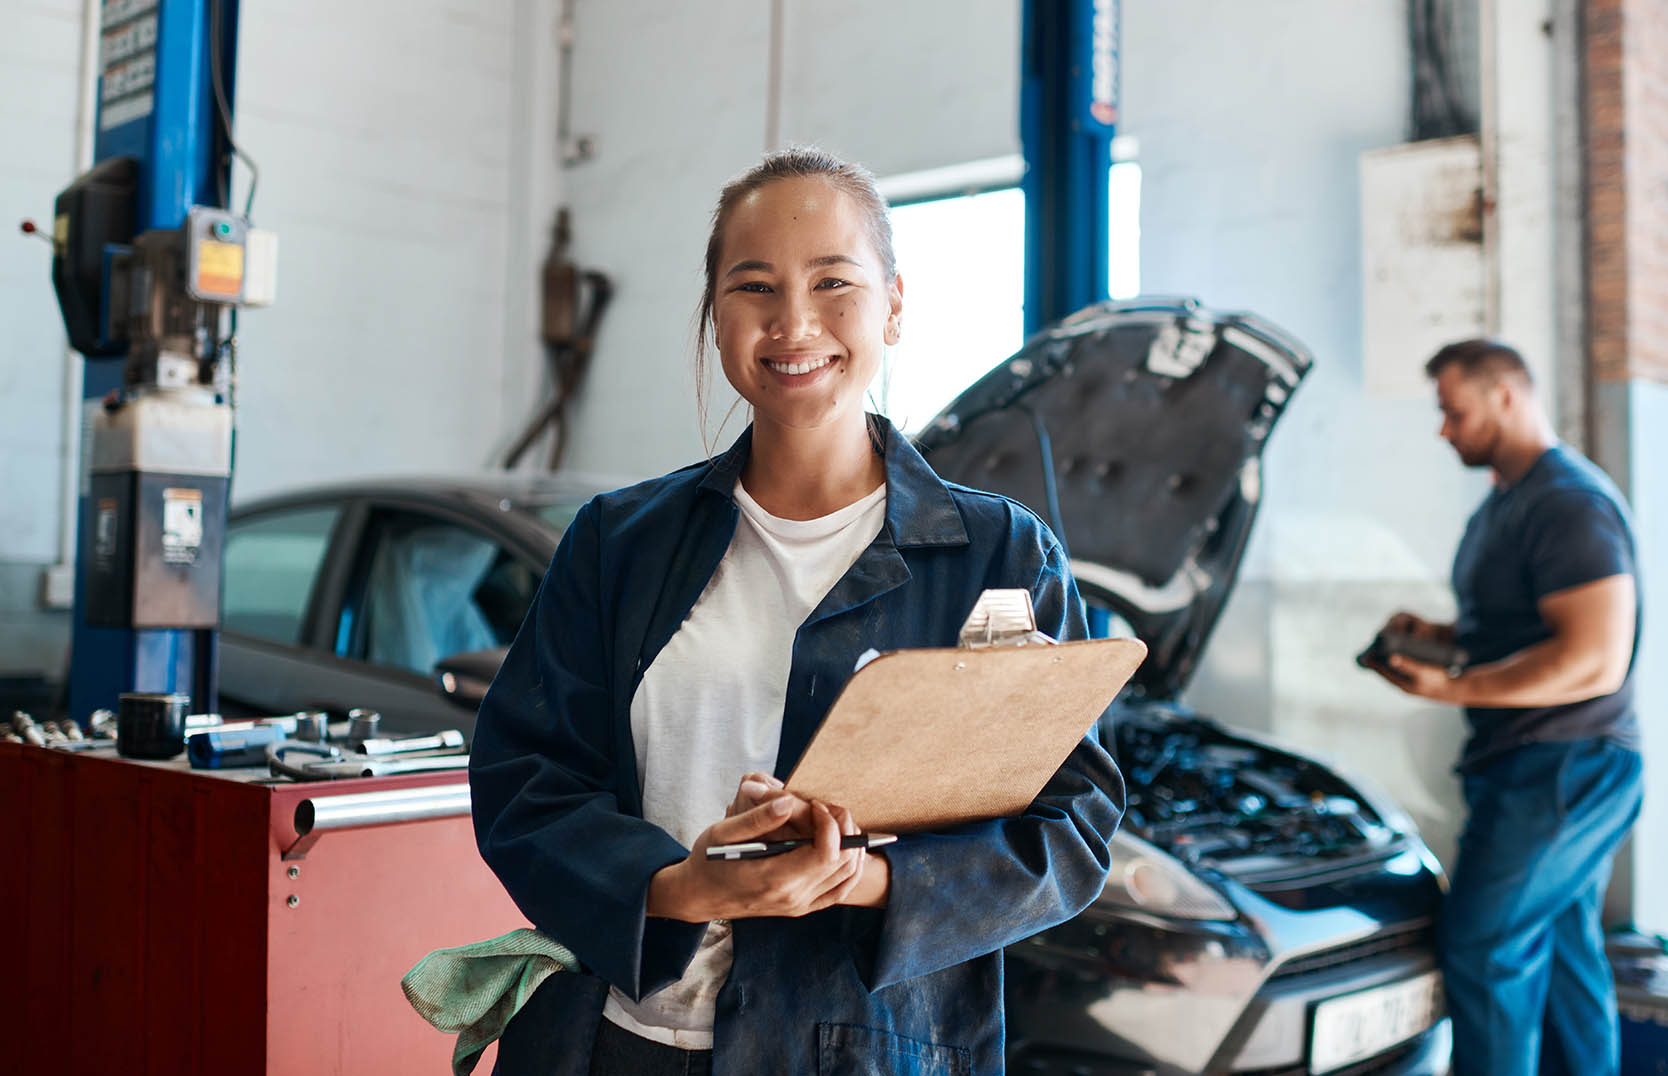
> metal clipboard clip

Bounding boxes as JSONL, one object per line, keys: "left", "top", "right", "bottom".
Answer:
{"left": 957, "top": 589, "right": 1059, "bottom": 649}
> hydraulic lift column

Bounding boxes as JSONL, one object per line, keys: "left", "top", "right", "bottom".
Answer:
{"left": 1021, "top": 0, "right": 1120, "bottom": 333}
{"left": 1020, "top": 0, "right": 1119, "bottom": 637}
{"left": 54, "top": 0, "right": 275, "bottom": 724}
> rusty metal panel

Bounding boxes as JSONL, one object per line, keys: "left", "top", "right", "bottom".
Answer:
{"left": 1360, "top": 135, "right": 1487, "bottom": 400}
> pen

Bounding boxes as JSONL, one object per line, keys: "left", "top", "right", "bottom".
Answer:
{"left": 705, "top": 833, "right": 898, "bottom": 860}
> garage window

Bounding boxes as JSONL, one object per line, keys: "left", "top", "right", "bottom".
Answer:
{"left": 877, "top": 159, "right": 1141, "bottom": 434}
{"left": 878, "top": 186, "right": 1027, "bottom": 434}
{"left": 222, "top": 506, "right": 339, "bottom": 645}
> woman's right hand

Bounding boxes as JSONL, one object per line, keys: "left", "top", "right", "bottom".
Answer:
{"left": 646, "top": 796, "right": 867, "bottom": 923}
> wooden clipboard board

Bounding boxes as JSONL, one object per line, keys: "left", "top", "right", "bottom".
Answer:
{"left": 784, "top": 637, "right": 1147, "bottom": 832}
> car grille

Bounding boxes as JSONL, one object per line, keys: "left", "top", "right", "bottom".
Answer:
{"left": 1266, "top": 922, "right": 1434, "bottom": 982}
{"left": 1233, "top": 1039, "right": 1420, "bottom": 1076}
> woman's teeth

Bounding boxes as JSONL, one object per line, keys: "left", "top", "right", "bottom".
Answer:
{"left": 766, "top": 356, "right": 832, "bottom": 376}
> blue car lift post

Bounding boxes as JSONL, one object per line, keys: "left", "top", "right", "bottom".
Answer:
{"left": 1020, "top": 0, "right": 1119, "bottom": 634}
{"left": 64, "top": 0, "right": 242, "bottom": 724}
{"left": 1021, "top": 0, "right": 1118, "bottom": 334}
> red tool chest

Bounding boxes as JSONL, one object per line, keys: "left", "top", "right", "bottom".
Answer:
{"left": 2, "top": 742, "right": 530, "bottom": 1073}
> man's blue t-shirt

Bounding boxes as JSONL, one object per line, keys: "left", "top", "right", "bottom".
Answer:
{"left": 1450, "top": 443, "right": 1641, "bottom": 771}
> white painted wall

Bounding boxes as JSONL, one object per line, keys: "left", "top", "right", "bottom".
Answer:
{"left": 1488, "top": 0, "right": 1561, "bottom": 404}
{"left": 2, "top": 0, "right": 90, "bottom": 672}
{"left": 227, "top": 0, "right": 558, "bottom": 501}
{"left": 3, "top": 0, "right": 84, "bottom": 567}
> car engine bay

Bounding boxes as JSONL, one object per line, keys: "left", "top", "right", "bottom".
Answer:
{"left": 1111, "top": 710, "right": 1401, "bottom": 885}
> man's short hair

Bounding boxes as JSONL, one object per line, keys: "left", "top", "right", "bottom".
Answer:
{"left": 1424, "top": 338, "right": 1534, "bottom": 385}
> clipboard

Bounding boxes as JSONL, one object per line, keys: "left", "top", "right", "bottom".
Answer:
{"left": 784, "top": 636, "right": 1147, "bottom": 833}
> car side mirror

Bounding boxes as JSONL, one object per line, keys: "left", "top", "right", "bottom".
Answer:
{"left": 433, "top": 646, "right": 509, "bottom": 710}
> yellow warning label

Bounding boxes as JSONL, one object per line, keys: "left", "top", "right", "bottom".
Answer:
{"left": 195, "top": 239, "right": 244, "bottom": 298}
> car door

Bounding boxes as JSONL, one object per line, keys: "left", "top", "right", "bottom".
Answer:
{"left": 298, "top": 500, "right": 545, "bottom": 737}
{"left": 219, "top": 499, "right": 357, "bottom": 717}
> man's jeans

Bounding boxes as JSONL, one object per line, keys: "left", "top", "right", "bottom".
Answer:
{"left": 1439, "top": 739, "right": 1643, "bottom": 1076}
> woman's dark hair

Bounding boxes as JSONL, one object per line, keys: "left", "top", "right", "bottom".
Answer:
{"left": 692, "top": 147, "right": 897, "bottom": 439}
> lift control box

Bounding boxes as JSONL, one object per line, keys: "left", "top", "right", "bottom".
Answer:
{"left": 184, "top": 206, "right": 277, "bottom": 305}
{"left": 85, "top": 392, "right": 231, "bottom": 628}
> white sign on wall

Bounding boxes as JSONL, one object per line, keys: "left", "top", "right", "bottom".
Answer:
{"left": 1360, "top": 136, "right": 1487, "bottom": 400}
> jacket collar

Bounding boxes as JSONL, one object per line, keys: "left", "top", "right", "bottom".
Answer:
{"left": 697, "top": 415, "right": 969, "bottom": 548}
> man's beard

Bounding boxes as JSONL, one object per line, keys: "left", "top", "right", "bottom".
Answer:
{"left": 1457, "top": 445, "right": 1491, "bottom": 468}
{"left": 1452, "top": 425, "right": 1498, "bottom": 469}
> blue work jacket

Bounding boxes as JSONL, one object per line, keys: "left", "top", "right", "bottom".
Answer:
{"left": 469, "top": 417, "right": 1126, "bottom": 1075}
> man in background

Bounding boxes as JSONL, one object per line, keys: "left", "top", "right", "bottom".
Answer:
{"left": 1367, "top": 338, "right": 1643, "bottom": 1076}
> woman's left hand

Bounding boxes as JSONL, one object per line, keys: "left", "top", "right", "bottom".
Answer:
{"left": 720, "top": 772, "right": 891, "bottom": 910}
{"left": 648, "top": 797, "right": 868, "bottom": 921}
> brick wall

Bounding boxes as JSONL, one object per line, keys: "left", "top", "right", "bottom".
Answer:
{"left": 1587, "top": 0, "right": 1668, "bottom": 385}
{"left": 1585, "top": 0, "right": 1627, "bottom": 381}
{"left": 1626, "top": 0, "right": 1668, "bottom": 383}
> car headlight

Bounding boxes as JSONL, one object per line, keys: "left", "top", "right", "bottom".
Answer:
{"left": 1096, "top": 831, "right": 1237, "bottom": 921}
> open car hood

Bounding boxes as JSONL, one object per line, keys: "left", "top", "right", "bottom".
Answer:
{"left": 914, "top": 297, "right": 1313, "bottom": 699}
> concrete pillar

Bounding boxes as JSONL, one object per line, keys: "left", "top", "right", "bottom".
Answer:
{"left": 1481, "top": 0, "right": 1560, "bottom": 397}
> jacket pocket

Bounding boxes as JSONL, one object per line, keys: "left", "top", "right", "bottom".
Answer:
{"left": 818, "top": 1023, "right": 972, "bottom": 1076}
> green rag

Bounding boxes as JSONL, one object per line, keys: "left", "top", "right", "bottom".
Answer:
{"left": 402, "top": 927, "right": 579, "bottom": 1076}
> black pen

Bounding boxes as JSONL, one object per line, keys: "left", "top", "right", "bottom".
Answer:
{"left": 705, "top": 833, "right": 898, "bottom": 860}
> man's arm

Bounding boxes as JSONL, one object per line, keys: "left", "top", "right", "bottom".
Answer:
{"left": 1386, "top": 574, "right": 1635, "bottom": 706}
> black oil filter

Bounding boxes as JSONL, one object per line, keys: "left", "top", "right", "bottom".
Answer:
{"left": 116, "top": 692, "right": 190, "bottom": 759}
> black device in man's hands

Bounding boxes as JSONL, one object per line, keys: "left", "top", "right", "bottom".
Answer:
{"left": 1356, "top": 630, "right": 1470, "bottom": 678}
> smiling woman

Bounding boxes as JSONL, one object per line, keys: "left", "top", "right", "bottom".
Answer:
{"left": 466, "top": 147, "right": 1125, "bottom": 1075}
{"left": 707, "top": 176, "right": 902, "bottom": 519}
{"left": 691, "top": 152, "right": 902, "bottom": 508}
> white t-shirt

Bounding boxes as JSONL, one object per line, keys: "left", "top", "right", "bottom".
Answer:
{"left": 602, "top": 479, "right": 888, "bottom": 1048}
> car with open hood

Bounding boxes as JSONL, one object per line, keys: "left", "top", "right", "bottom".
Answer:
{"left": 917, "top": 298, "right": 1450, "bottom": 1075}
{"left": 215, "top": 297, "right": 1450, "bottom": 1076}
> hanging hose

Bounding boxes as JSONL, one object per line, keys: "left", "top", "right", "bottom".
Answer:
{"left": 502, "top": 210, "right": 613, "bottom": 471}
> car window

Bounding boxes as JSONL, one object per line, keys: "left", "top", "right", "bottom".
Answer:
{"left": 346, "top": 511, "right": 540, "bottom": 677}
{"left": 222, "top": 506, "right": 339, "bottom": 645}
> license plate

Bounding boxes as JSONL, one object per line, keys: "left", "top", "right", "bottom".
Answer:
{"left": 1310, "top": 970, "right": 1444, "bottom": 1073}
